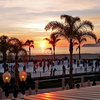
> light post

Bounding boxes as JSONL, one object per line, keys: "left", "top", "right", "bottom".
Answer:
{"left": 2, "top": 71, "right": 11, "bottom": 98}
{"left": 19, "top": 71, "right": 27, "bottom": 95}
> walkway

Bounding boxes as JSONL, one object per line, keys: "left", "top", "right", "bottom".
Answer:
{"left": 18, "top": 85, "right": 100, "bottom": 100}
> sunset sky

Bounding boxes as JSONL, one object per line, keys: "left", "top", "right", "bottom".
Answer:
{"left": 0, "top": 0, "right": 100, "bottom": 47}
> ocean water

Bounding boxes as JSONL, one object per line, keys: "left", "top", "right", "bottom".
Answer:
{"left": 25, "top": 47, "right": 100, "bottom": 55}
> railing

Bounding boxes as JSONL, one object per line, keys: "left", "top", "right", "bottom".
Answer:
{"left": 30, "top": 66, "right": 100, "bottom": 78}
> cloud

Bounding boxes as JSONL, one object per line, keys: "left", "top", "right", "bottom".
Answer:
{"left": 0, "top": 0, "right": 99, "bottom": 12}
{"left": 0, "top": 0, "right": 100, "bottom": 41}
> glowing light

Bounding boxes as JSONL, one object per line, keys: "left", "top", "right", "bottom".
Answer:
{"left": 5, "top": 77, "right": 8, "bottom": 80}
{"left": 41, "top": 43, "right": 45, "bottom": 48}
{"left": 41, "top": 93, "right": 54, "bottom": 99}
{"left": 19, "top": 71, "right": 27, "bottom": 82}
{"left": 22, "top": 75, "right": 24, "bottom": 79}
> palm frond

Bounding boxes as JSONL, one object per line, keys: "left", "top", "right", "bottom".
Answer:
{"left": 96, "top": 38, "right": 100, "bottom": 43}
{"left": 82, "top": 32, "right": 97, "bottom": 41}
{"left": 44, "top": 38, "right": 51, "bottom": 42}
{"left": 49, "top": 41, "right": 54, "bottom": 45}
{"left": 0, "top": 35, "right": 8, "bottom": 40}
{"left": 51, "top": 31, "right": 68, "bottom": 39}
{"left": 24, "top": 40, "right": 34, "bottom": 45}
{"left": 73, "top": 17, "right": 80, "bottom": 24}
{"left": 45, "top": 21, "right": 64, "bottom": 31}
{"left": 80, "top": 38, "right": 87, "bottom": 43}
{"left": 18, "top": 48, "right": 27, "bottom": 56}
{"left": 18, "top": 48, "right": 28, "bottom": 61}
{"left": 77, "top": 21, "right": 94, "bottom": 31}
{"left": 73, "top": 42, "right": 78, "bottom": 46}
{"left": 44, "top": 38, "right": 54, "bottom": 46}
{"left": 55, "top": 39, "right": 61, "bottom": 43}
{"left": 30, "top": 43, "right": 34, "bottom": 48}
{"left": 45, "top": 48, "right": 52, "bottom": 51}
{"left": 61, "top": 15, "right": 72, "bottom": 24}
{"left": 76, "top": 46, "right": 79, "bottom": 51}
{"left": 61, "top": 15, "right": 80, "bottom": 27}
{"left": 8, "top": 37, "right": 22, "bottom": 47}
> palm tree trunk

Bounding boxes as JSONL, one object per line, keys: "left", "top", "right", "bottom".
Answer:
{"left": 29, "top": 46, "right": 31, "bottom": 61}
{"left": 69, "top": 39, "right": 73, "bottom": 89}
{"left": 15, "top": 54, "right": 19, "bottom": 86}
{"left": 79, "top": 45, "right": 81, "bottom": 60}
{"left": 3, "top": 52, "right": 7, "bottom": 72}
{"left": 53, "top": 45, "right": 55, "bottom": 60}
{"left": 51, "top": 49, "right": 52, "bottom": 55}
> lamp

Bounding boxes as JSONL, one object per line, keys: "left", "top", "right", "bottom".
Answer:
{"left": 19, "top": 71, "right": 27, "bottom": 95}
{"left": 19, "top": 71, "right": 27, "bottom": 82}
{"left": 2, "top": 71, "right": 11, "bottom": 83}
{"left": 2, "top": 71, "right": 11, "bottom": 98}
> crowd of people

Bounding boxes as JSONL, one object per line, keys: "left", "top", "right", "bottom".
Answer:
{"left": 1, "top": 58, "right": 100, "bottom": 77}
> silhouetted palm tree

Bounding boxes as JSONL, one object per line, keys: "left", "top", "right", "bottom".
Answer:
{"left": 45, "top": 14, "right": 96, "bottom": 88}
{"left": 96, "top": 38, "right": 100, "bottom": 43}
{"left": 0, "top": 35, "right": 11, "bottom": 72}
{"left": 75, "top": 32, "right": 96, "bottom": 60}
{"left": 24, "top": 40, "right": 34, "bottom": 61}
{"left": 7, "top": 52, "right": 13, "bottom": 66}
{"left": 8, "top": 38, "right": 27, "bottom": 85}
{"left": 45, "top": 47, "right": 52, "bottom": 55}
{"left": 44, "top": 34, "right": 60, "bottom": 60}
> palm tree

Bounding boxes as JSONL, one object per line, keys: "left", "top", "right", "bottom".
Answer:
{"left": 8, "top": 38, "right": 27, "bottom": 86}
{"left": 7, "top": 52, "right": 13, "bottom": 66}
{"left": 24, "top": 40, "right": 34, "bottom": 61}
{"left": 45, "top": 15, "right": 96, "bottom": 88}
{"left": 44, "top": 34, "right": 60, "bottom": 60}
{"left": 75, "top": 32, "right": 96, "bottom": 60}
{"left": 0, "top": 35, "right": 11, "bottom": 72}
{"left": 45, "top": 47, "right": 52, "bottom": 55}
{"left": 96, "top": 38, "right": 100, "bottom": 43}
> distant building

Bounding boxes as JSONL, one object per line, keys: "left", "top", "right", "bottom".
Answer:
{"left": 83, "top": 43, "right": 100, "bottom": 47}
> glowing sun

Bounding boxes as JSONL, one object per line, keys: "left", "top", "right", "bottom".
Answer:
{"left": 41, "top": 43, "right": 45, "bottom": 48}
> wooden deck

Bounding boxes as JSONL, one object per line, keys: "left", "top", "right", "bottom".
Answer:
{"left": 18, "top": 85, "right": 100, "bottom": 100}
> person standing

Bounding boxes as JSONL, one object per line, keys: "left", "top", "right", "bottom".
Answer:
{"left": 53, "top": 68, "right": 57, "bottom": 76}
{"left": 43, "top": 60, "right": 46, "bottom": 73}
{"left": 47, "top": 60, "right": 50, "bottom": 70}
{"left": 62, "top": 65, "right": 66, "bottom": 77}
{"left": 50, "top": 66, "right": 53, "bottom": 76}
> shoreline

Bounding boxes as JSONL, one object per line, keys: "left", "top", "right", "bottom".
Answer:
{"left": 31, "top": 53, "right": 100, "bottom": 60}
{"left": 0, "top": 53, "right": 100, "bottom": 62}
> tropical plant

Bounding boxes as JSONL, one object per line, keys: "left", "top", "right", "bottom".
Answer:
{"left": 45, "top": 47, "right": 52, "bottom": 55}
{"left": 7, "top": 52, "right": 13, "bottom": 66}
{"left": 24, "top": 40, "right": 34, "bottom": 61}
{"left": 45, "top": 14, "right": 96, "bottom": 88}
{"left": 96, "top": 38, "right": 100, "bottom": 43}
{"left": 44, "top": 34, "right": 60, "bottom": 60}
{"left": 8, "top": 38, "right": 27, "bottom": 85}
{"left": 0, "top": 35, "right": 11, "bottom": 72}
{"left": 75, "top": 32, "right": 96, "bottom": 60}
